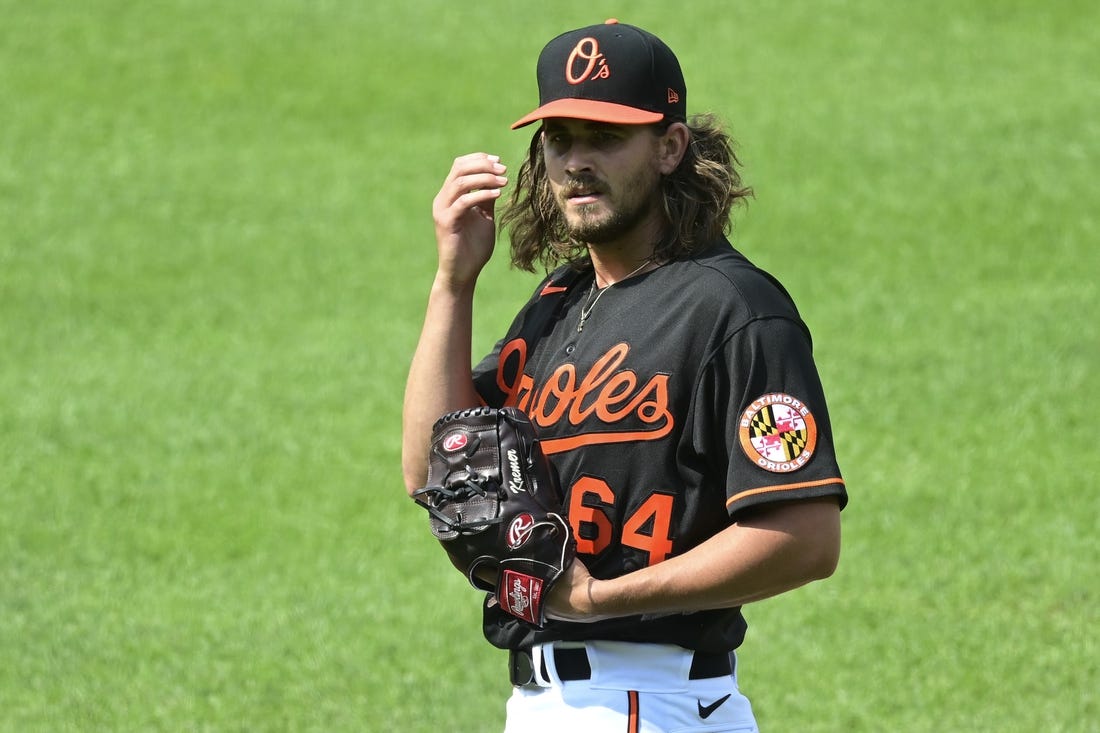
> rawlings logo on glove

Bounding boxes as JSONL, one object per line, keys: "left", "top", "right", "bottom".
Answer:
{"left": 507, "top": 514, "right": 536, "bottom": 548}
{"left": 412, "top": 406, "right": 576, "bottom": 627}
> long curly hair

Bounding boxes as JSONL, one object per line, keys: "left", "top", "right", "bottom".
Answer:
{"left": 499, "top": 114, "right": 754, "bottom": 273}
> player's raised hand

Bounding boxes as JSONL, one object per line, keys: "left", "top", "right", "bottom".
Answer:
{"left": 432, "top": 153, "right": 508, "bottom": 288}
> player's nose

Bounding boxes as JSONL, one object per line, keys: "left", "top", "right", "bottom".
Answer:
{"left": 561, "top": 142, "right": 597, "bottom": 175}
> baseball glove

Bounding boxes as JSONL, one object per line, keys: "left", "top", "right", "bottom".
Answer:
{"left": 412, "top": 406, "right": 575, "bottom": 627}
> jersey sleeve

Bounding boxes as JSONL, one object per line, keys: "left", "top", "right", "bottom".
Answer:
{"left": 695, "top": 316, "right": 847, "bottom": 516}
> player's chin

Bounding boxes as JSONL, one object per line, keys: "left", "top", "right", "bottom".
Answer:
{"left": 563, "top": 210, "right": 624, "bottom": 242}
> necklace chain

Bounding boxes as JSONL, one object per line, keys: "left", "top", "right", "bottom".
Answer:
{"left": 577, "top": 259, "right": 653, "bottom": 333}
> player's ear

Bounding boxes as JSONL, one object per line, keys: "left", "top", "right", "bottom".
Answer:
{"left": 656, "top": 122, "right": 690, "bottom": 175}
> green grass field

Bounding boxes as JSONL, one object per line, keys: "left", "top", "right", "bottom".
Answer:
{"left": 1, "top": 1, "right": 1096, "bottom": 731}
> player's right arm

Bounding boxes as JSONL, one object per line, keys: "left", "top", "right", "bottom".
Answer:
{"left": 401, "top": 153, "right": 509, "bottom": 495}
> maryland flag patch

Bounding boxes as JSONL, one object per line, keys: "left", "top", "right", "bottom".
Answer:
{"left": 738, "top": 393, "right": 818, "bottom": 473}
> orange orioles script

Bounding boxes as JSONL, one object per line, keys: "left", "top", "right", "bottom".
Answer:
{"left": 566, "top": 37, "right": 611, "bottom": 84}
{"left": 495, "top": 340, "right": 673, "bottom": 454}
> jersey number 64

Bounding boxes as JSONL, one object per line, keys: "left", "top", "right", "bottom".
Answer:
{"left": 568, "top": 477, "right": 675, "bottom": 566}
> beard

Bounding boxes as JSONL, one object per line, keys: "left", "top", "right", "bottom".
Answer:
{"left": 556, "top": 170, "right": 661, "bottom": 245}
{"left": 566, "top": 203, "right": 648, "bottom": 244}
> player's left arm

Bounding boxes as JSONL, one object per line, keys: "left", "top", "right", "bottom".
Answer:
{"left": 545, "top": 496, "right": 840, "bottom": 622}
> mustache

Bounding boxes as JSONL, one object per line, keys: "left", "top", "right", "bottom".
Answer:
{"left": 561, "top": 174, "right": 607, "bottom": 198}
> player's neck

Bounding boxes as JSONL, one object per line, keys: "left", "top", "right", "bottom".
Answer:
{"left": 587, "top": 241, "right": 661, "bottom": 288}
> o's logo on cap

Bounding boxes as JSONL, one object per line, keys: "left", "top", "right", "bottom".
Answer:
{"left": 442, "top": 432, "right": 468, "bottom": 453}
{"left": 738, "top": 393, "right": 818, "bottom": 473}
{"left": 566, "top": 37, "right": 610, "bottom": 85}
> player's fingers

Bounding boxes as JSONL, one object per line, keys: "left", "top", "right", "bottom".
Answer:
{"left": 436, "top": 171, "right": 509, "bottom": 208}
{"left": 458, "top": 185, "right": 503, "bottom": 212}
{"left": 447, "top": 172, "right": 509, "bottom": 202}
{"left": 438, "top": 153, "right": 508, "bottom": 201}
{"left": 433, "top": 172, "right": 508, "bottom": 228}
{"left": 448, "top": 152, "right": 507, "bottom": 179}
{"left": 433, "top": 190, "right": 500, "bottom": 244}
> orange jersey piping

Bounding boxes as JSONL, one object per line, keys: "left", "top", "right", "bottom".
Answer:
{"left": 726, "top": 477, "right": 846, "bottom": 508}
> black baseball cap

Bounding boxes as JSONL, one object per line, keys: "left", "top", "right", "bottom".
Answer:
{"left": 511, "top": 19, "right": 687, "bottom": 129}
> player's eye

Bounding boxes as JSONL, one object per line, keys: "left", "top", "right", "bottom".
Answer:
{"left": 544, "top": 131, "right": 572, "bottom": 152}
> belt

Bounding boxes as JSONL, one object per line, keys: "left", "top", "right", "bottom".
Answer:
{"left": 508, "top": 645, "right": 732, "bottom": 687}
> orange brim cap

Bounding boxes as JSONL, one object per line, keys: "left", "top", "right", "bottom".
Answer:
{"left": 511, "top": 99, "right": 665, "bottom": 129}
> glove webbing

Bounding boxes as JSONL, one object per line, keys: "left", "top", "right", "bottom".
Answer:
{"left": 413, "top": 437, "right": 505, "bottom": 534}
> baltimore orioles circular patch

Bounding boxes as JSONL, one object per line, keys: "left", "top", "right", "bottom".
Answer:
{"left": 738, "top": 393, "right": 818, "bottom": 473}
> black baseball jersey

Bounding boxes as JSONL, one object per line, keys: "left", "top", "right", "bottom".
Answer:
{"left": 472, "top": 238, "right": 847, "bottom": 654}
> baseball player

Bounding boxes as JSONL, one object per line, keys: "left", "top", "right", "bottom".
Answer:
{"left": 402, "top": 19, "right": 847, "bottom": 732}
